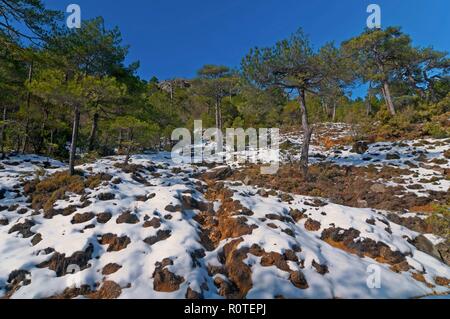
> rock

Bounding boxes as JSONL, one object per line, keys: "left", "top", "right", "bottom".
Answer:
{"left": 185, "top": 287, "right": 203, "bottom": 299}
{"left": 102, "top": 263, "right": 122, "bottom": 275}
{"left": 156, "top": 258, "right": 174, "bottom": 269}
{"left": 99, "top": 234, "right": 131, "bottom": 252}
{"left": 321, "top": 227, "right": 409, "bottom": 271}
{"left": 8, "top": 269, "right": 31, "bottom": 286}
{"left": 312, "top": 260, "right": 329, "bottom": 275}
{"left": 134, "top": 195, "right": 147, "bottom": 202}
{"left": 50, "top": 285, "right": 92, "bottom": 299}
{"left": 111, "top": 177, "right": 122, "bottom": 185}
{"left": 444, "top": 150, "right": 450, "bottom": 160}
{"left": 370, "top": 184, "right": 386, "bottom": 193}
{"left": 8, "top": 219, "right": 35, "bottom": 238}
{"left": 289, "top": 209, "right": 306, "bottom": 222}
{"left": 407, "top": 184, "right": 423, "bottom": 190}
{"left": 96, "top": 212, "right": 112, "bottom": 224}
{"left": 143, "top": 230, "right": 172, "bottom": 246}
{"left": 249, "top": 244, "right": 264, "bottom": 257}
{"left": 260, "top": 252, "right": 290, "bottom": 272}
{"left": 351, "top": 141, "right": 369, "bottom": 154}
{"left": 31, "top": 233, "right": 42, "bottom": 246}
{"left": 240, "top": 207, "right": 254, "bottom": 216}
{"left": 98, "top": 193, "right": 115, "bottom": 201}
{"left": 436, "top": 242, "right": 450, "bottom": 266}
{"left": 289, "top": 271, "right": 309, "bottom": 289}
{"left": 257, "top": 189, "right": 269, "bottom": 197}
{"left": 434, "top": 276, "right": 450, "bottom": 287}
{"left": 164, "top": 204, "right": 182, "bottom": 213}
{"left": 71, "top": 212, "right": 95, "bottom": 224}
{"left": 218, "top": 239, "right": 253, "bottom": 299}
{"left": 265, "top": 214, "right": 293, "bottom": 223}
{"left": 214, "top": 277, "right": 235, "bottom": 297}
{"left": 4, "top": 161, "right": 20, "bottom": 166}
{"left": 0, "top": 217, "right": 9, "bottom": 226}
{"left": 357, "top": 199, "right": 368, "bottom": 208}
{"left": 8, "top": 204, "right": 19, "bottom": 211}
{"left": 17, "top": 208, "right": 28, "bottom": 215}
{"left": 387, "top": 213, "right": 428, "bottom": 233}
{"left": 386, "top": 153, "right": 401, "bottom": 160}
{"left": 284, "top": 249, "right": 299, "bottom": 262}
{"left": 282, "top": 228, "right": 295, "bottom": 238}
{"left": 190, "top": 249, "right": 206, "bottom": 268}
{"left": 6, "top": 269, "right": 31, "bottom": 294}
{"left": 279, "top": 193, "right": 294, "bottom": 203}
{"left": 181, "top": 195, "right": 211, "bottom": 211}
{"left": 304, "top": 219, "right": 321, "bottom": 232}
{"left": 116, "top": 211, "right": 139, "bottom": 224}
{"left": 304, "top": 199, "right": 327, "bottom": 207}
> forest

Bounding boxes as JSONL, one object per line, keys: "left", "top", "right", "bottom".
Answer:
{"left": 0, "top": 1, "right": 448, "bottom": 175}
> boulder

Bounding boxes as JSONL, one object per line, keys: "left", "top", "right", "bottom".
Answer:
{"left": 351, "top": 141, "right": 369, "bottom": 154}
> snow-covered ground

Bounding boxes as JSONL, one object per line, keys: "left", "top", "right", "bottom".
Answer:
{"left": 0, "top": 125, "right": 449, "bottom": 299}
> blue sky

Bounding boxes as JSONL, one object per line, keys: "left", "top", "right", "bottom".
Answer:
{"left": 45, "top": 0, "right": 449, "bottom": 82}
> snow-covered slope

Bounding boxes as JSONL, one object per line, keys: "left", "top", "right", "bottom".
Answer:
{"left": 1, "top": 130, "right": 449, "bottom": 299}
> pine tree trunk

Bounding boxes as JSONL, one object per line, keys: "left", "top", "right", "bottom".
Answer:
{"left": 69, "top": 104, "right": 80, "bottom": 176}
{"left": 88, "top": 112, "right": 99, "bottom": 151}
{"left": 298, "top": 89, "right": 313, "bottom": 179}
{"left": 1, "top": 106, "right": 7, "bottom": 159}
{"left": 382, "top": 81, "right": 396, "bottom": 115}
{"left": 218, "top": 100, "right": 222, "bottom": 131}
{"left": 123, "top": 129, "right": 133, "bottom": 165}
{"left": 22, "top": 61, "right": 34, "bottom": 154}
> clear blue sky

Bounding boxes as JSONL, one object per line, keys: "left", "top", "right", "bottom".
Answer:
{"left": 46, "top": 0, "right": 449, "bottom": 82}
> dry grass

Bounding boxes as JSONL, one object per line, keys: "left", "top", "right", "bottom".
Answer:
{"left": 85, "top": 173, "right": 112, "bottom": 189}
{"left": 29, "top": 171, "right": 85, "bottom": 213}
{"left": 320, "top": 136, "right": 354, "bottom": 150}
